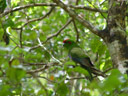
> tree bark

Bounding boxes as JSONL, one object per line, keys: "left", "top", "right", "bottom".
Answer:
{"left": 103, "top": 0, "right": 128, "bottom": 74}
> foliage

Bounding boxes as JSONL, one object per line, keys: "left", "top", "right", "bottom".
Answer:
{"left": 0, "top": 0, "right": 128, "bottom": 96}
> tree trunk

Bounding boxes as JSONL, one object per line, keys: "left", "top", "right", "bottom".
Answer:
{"left": 103, "top": 0, "right": 128, "bottom": 74}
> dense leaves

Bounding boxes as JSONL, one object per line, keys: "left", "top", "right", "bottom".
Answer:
{"left": 0, "top": 0, "right": 128, "bottom": 96}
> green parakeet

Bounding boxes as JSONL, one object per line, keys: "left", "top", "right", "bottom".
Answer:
{"left": 63, "top": 39, "right": 105, "bottom": 80}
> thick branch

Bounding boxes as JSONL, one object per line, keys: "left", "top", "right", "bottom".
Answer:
{"left": 53, "top": 0, "right": 102, "bottom": 36}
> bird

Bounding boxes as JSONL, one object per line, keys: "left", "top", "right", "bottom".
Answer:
{"left": 63, "top": 39, "right": 106, "bottom": 80}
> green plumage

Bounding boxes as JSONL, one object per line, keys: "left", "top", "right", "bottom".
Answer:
{"left": 70, "top": 47, "right": 88, "bottom": 58}
{"left": 63, "top": 39, "right": 106, "bottom": 81}
{"left": 63, "top": 39, "right": 93, "bottom": 80}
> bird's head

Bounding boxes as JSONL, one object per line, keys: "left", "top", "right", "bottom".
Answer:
{"left": 63, "top": 39, "right": 77, "bottom": 49}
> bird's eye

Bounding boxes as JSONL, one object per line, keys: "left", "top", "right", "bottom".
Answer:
{"left": 68, "top": 41, "right": 72, "bottom": 44}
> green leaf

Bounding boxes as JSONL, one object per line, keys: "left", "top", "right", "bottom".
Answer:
{"left": 67, "top": 66, "right": 90, "bottom": 76}
{"left": 102, "top": 69, "right": 122, "bottom": 92}
{"left": 6, "top": 68, "right": 26, "bottom": 83}
{"left": 39, "top": 35, "right": 47, "bottom": 42}
{"left": 44, "top": 51, "right": 50, "bottom": 61}
{"left": 65, "top": 61, "right": 76, "bottom": 66}
{"left": 98, "top": 44, "right": 106, "bottom": 56}
{"left": 0, "top": 85, "right": 11, "bottom": 96}
{"left": 0, "top": 28, "right": 4, "bottom": 40}
{"left": 3, "top": 18, "right": 14, "bottom": 28}
{"left": 119, "top": 93, "right": 128, "bottom": 96}
{"left": 64, "top": 61, "right": 76, "bottom": 69}
{"left": 29, "top": 31, "right": 37, "bottom": 40}
{"left": 56, "top": 82, "right": 69, "bottom": 96}
{"left": 11, "top": 59, "right": 20, "bottom": 66}
{"left": 90, "top": 37, "right": 102, "bottom": 53}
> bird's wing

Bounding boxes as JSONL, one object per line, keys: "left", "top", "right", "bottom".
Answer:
{"left": 69, "top": 47, "right": 93, "bottom": 67}
{"left": 70, "top": 47, "right": 106, "bottom": 77}
{"left": 70, "top": 47, "right": 87, "bottom": 58}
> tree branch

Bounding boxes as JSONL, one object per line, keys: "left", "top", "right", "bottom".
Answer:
{"left": 44, "top": 18, "right": 72, "bottom": 43}
{"left": 0, "top": 3, "right": 107, "bottom": 18}
{"left": 19, "top": 28, "right": 23, "bottom": 48}
{"left": 72, "top": 20, "right": 79, "bottom": 42}
{"left": 26, "top": 62, "right": 60, "bottom": 73}
{"left": 39, "top": 76, "right": 57, "bottom": 83}
{"left": 52, "top": 0, "right": 102, "bottom": 37}
{"left": 37, "top": 38, "right": 62, "bottom": 64}
{"left": 13, "top": 7, "right": 54, "bottom": 48}
{"left": 73, "top": 0, "right": 80, "bottom": 42}
{"left": 69, "top": 5, "right": 107, "bottom": 13}
{"left": 23, "top": 62, "right": 46, "bottom": 66}
{"left": 66, "top": 77, "right": 86, "bottom": 80}
{"left": 86, "top": 0, "right": 106, "bottom": 19}
{"left": 27, "top": 65, "right": 48, "bottom": 74}
{"left": 0, "top": 3, "right": 56, "bottom": 17}
{"left": 29, "top": 45, "right": 41, "bottom": 52}
{"left": 29, "top": 18, "right": 72, "bottom": 51}
{"left": 13, "top": 7, "right": 54, "bottom": 30}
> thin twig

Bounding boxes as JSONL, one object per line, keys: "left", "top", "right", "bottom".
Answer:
{"left": 26, "top": 62, "right": 60, "bottom": 73}
{"left": 66, "top": 77, "right": 86, "bottom": 80}
{"left": 39, "top": 76, "right": 57, "bottom": 83}
{"left": 23, "top": 62, "right": 46, "bottom": 66}
{"left": 13, "top": 7, "right": 54, "bottom": 30}
{"left": 23, "top": 7, "right": 54, "bottom": 28}
{"left": 86, "top": 0, "right": 107, "bottom": 19}
{"left": 19, "top": 28, "right": 23, "bottom": 48}
{"left": 27, "top": 65, "right": 48, "bottom": 73}
{"left": 72, "top": 19, "right": 79, "bottom": 42}
{"left": 73, "top": 0, "right": 79, "bottom": 42}
{"left": 38, "top": 38, "right": 62, "bottom": 64}
{"left": 29, "top": 45, "right": 41, "bottom": 52}
{"left": 12, "top": 7, "right": 54, "bottom": 48}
